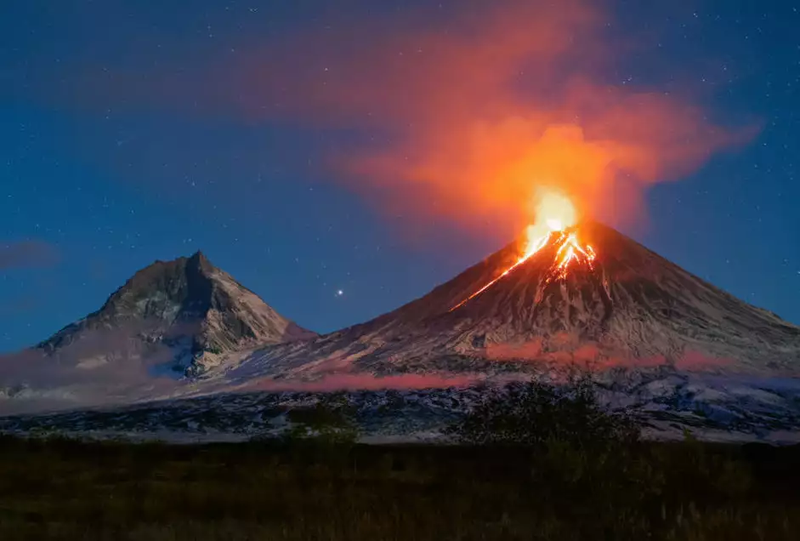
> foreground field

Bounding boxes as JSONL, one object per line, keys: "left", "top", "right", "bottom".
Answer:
{"left": 1, "top": 435, "right": 799, "bottom": 541}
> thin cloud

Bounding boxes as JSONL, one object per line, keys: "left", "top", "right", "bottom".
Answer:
{"left": 0, "top": 241, "right": 59, "bottom": 270}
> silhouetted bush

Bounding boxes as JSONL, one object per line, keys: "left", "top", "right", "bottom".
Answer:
{"left": 445, "top": 379, "right": 664, "bottom": 537}
{"left": 282, "top": 393, "right": 359, "bottom": 445}
{"left": 247, "top": 393, "right": 360, "bottom": 468}
{"left": 446, "top": 378, "right": 639, "bottom": 449}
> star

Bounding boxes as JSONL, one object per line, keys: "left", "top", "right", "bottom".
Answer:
{"left": 336, "top": 289, "right": 344, "bottom": 297}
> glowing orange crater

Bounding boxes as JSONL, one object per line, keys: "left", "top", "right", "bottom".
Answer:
{"left": 450, "top": 189, "right": 596, "bottom": 311}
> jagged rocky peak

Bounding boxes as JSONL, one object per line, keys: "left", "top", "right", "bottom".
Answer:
{"left": 39, "top": 251, "right": 316, "bottom": 374}
{"left": 84, "top": 250, "right": 216, "bottom": 323}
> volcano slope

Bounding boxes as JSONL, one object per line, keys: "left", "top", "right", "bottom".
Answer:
{"left": 227, "top": 221, "right": 799, "bottom": 382}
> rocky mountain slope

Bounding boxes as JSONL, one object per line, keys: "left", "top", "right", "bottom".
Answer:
{"left": 3, "top": 373, "right": 799, "bottom": 445}
{"left": 0, "top": 252, "right": 314, "bottom": 413}
{"left": 38, "top": 251, "right": 314, "bottom": 375}
{"left": 224, "top": 221, "right": 799, "bottom": 382}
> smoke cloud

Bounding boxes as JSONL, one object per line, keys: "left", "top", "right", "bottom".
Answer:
{"left": 200, "top": 0, "right": 756, "bottom": 236}
{"left": 59, "top": 1, "right": 759, "bottom": 241}
{"left": 0, "top": 241, "right": 59, "bottom": 270}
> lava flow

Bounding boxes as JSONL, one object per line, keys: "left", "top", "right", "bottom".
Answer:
{"left": 450, "top": 190, "right": 596, "bottom": 311}
{"left": 546, "top": 231, "right": 597, "bottom": 283}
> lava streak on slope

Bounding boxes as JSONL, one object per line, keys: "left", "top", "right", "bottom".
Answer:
{"left": 448, "top": 252, "right": 533, "bottom": 312}
{"left": 450, "top": 190, "right": 596, "bottom": 311}
{"left": 546, "top": 231, "right": 597, "bottom": 283}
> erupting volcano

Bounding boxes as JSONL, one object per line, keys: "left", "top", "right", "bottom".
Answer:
{"left": 220, "top": 208, "right": 799, "bottom": 441}
{"left": 231, "top": 201, "right": 800, "bottom": 380}
{"left": 451, "top": 189, "right": 596, "bottom": 311}
{"left": 4, "top": 205, "right": 799, "bottom": 439}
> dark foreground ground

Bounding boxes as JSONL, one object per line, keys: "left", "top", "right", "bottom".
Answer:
{"left": 1, "top": 435, "right": 800, "bottom": 540}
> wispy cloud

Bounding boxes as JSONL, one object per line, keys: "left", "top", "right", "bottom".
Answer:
{"left": 0, "top": 240, "right": 59, "bottom": 270}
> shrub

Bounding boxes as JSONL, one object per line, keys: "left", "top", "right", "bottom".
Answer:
{"left": 282, "top": 394, "right": 359, "bottom": 445}
{"left": 446, "top": 378, "right": 665, "bottom": 537}
{"left": 446, "top": 378, "right": 639, "bottom": 450}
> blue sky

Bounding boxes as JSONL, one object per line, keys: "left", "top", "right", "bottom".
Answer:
{"left": 1, "top": 0, "right": 798, "bottom": 352}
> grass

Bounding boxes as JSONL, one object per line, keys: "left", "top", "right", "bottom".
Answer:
{"left": 0, "top": 435, "right": 799, "bottom": 540}
{"left": 0, "top": 381, "right": 796, "bottom": 540}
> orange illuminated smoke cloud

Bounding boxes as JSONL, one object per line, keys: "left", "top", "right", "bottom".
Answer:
{"left": 112, "top": 0, "right": 759, "bottom": 245}
{"left": 218, "top": 0, "right": 756, "bottom": 242}
{"left": 450, "top": 190, "right": 596, "bottom": 311}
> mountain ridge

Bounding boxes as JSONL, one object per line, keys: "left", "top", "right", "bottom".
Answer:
{"left": 224, "top": 221, "right": 799, "bottom": 381}
{"left": 1, "top": 224, "right": 798, "bottom": 440}
{"left": 36, "top": 250, "right": 315, "bottom": 376}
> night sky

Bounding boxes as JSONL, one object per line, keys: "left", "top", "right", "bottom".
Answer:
{"left": 1, "top": 0, "right": 799, "bottom": 354}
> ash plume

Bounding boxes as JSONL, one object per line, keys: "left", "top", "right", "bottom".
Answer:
{"left": 63, "top": 0, "right": 757, "bottom": 242}
{"left": 218, "top": 0, "right": 757, "bottom": 237}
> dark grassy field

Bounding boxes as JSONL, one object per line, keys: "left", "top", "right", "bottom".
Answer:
{"left": 1, "top": 434, "right": 799, "bottom": 540}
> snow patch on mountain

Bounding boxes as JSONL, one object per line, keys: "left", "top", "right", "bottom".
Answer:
{"left": 1, "top": 371, "right": 798, "bottom": 444}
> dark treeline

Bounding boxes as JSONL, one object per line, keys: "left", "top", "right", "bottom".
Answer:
{"left": 1, "top": 382, "right": 799, "bottom": 540}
